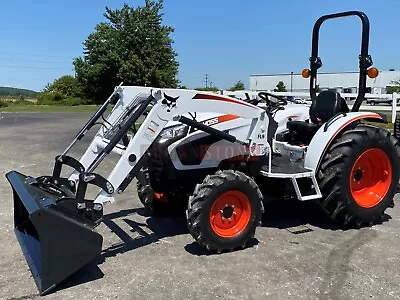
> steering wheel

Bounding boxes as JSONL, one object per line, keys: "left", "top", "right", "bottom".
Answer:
{"left": 258, "top": 92, "right": 288, "bottom": 106}
{"left": 247, "top": 98, "right": 261, "bottom": 106}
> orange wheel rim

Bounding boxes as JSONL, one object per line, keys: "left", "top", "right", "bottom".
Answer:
{"left": 209, "top": 191, "right": 251, "bottom": 238}
{"left": 350, "top": 148, "right": 392, "bottom": 208}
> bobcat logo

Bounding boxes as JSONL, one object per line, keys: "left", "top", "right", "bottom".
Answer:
{"left": 162, "top": 93, "right": 179, "bottom": 112}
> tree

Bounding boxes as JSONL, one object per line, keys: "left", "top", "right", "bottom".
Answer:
{"left": 0, "top": 87, "right": 37, "bottom": 98}
{"left": 229, "top": 80, "right": 245, "bottom": 91}
{"left": 387, "top": 79, "right": 400, "bottom": 94}
{"left": 73, "top": 0, "right": 179, "bottom": 103}
{"left": 275, "top": 81, "right": 287, "bottom": 92}
{"left": 316, "top": 84, "right": 321, "bottom": 92}
{"left": 195, "top": 86, "right": 219, "bottom": 92}
{"left": 36, "top": 75, "right": 87, "bottom": 106}
{"left": 42, "top": 75, "right": 82, "bottom": 98}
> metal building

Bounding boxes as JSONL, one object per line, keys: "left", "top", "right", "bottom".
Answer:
{"left": 249, "top": 70, "right": 400, "bottom": 94}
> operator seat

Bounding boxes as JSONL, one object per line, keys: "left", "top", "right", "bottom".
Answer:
{"left": 287, "top": 90, "right": 349, "bottom": 145}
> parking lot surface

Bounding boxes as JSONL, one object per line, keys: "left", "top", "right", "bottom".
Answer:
{"left": 1, "top": 112, "right": 400, "bottom": 300}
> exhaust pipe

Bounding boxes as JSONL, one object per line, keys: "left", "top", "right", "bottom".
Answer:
{"left": 6, "top": 171, "right": 103, "bottom": 295}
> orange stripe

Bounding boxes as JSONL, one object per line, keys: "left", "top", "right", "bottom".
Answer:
{"left": 193, "top": 93, "right": 256, "bottom": 109}
{"left": 316, "top": 113, "right": 382, "bottom": 170}
{"left": 325, "top": 113, "right": 382, "bottom": 154}
{"left": 332, "top": 113, "right": 381, "bottom": 139}
{"left": 218, "top": 114, "right": 240, "bottom": 123}
{"left": 200, "top": 114, "right": 240, "bottom": 127}
{"left": 148, "top": 127, "right": 155, "bottom": 133}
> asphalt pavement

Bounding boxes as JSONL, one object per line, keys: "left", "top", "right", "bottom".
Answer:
{"left": 1, "top": 112, "right": 400, "bottom": 300}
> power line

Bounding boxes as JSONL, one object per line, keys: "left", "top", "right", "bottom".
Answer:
{"left": 0, "top": 50, "right": 77, "bottom": 59}
{"left": 0, "top": 64, "right": 72, "bottom": 70}
{"left": 0, "top": 21, "right": 165, "bottom": 31}
{"left": 0, "top": 57, "right": 73, "bottom": 65}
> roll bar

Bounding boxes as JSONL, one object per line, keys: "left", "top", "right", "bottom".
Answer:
{"left": 308, "top": 11, "right": 373, "bottom": 112}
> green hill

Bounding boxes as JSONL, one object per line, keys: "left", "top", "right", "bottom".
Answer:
{"left": 0, "top": 87, "right": 38, "bottom": 98}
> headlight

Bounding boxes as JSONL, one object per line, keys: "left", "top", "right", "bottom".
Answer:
{"left": 159, "top": 124, "right": 187, "bottom": 139}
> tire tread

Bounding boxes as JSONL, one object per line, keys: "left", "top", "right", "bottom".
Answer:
{"left": 317, "top": 123, "right": 399, "bottom": 228}
{"left": 186, "top": 170, "right": 263, "bottom": 252}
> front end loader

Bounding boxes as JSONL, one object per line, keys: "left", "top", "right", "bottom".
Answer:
{"left": 6, "top": 84, "right": 271, "bottom": 295}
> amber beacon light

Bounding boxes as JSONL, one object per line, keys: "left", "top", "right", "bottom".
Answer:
{"left": 302, "top": 68, "right": 311, "bottom": 78}
{"left": 367, "top": 67, "right": 379, "bottom": 78}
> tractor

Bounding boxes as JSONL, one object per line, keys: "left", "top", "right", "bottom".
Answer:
{"left": 4, "top": 10, "right": 399, "bottom": 295}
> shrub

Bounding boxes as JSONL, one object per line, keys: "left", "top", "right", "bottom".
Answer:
{"left": 0, "top": 100, "right": 9, "bottom": 108}
{"left": 36, "top": 89, "right": 88, "bottom": 106}
{"left": 36, "top": 93, "right": 57, "bottom": 105}
{"left": 36, "top": 92, "right": 88, "bottom": 106}
{"left": 64, "top": 98, "right": 88, "bottom": 106}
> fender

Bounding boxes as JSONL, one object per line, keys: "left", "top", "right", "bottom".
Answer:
{"left": 304, "top": 112, "right": 383, "bottom": 172}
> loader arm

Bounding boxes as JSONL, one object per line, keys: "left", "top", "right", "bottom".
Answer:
{"left": 71, "top": 87, "right": 269, "bottom": 204}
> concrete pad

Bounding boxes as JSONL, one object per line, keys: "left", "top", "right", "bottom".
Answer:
{"left": 0, "top": 112, "right": 399, "bottom": 300}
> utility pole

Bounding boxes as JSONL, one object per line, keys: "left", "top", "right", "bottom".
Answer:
{"left": 204, "top": 74, "right": 209, "bottom": 88}
{"left": 291, "top": 71, "right": 293, "bottom": 92}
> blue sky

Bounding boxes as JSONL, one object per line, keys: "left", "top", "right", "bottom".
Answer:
{"left": 0, "top": 0, "right": 399, "bottom": 91}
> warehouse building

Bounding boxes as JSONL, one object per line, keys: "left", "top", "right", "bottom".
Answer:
{"left": 249, "top": 70, "right": 400, "bottom": 94}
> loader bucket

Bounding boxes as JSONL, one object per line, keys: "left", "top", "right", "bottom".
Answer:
{"left": 5, "top": 170, "right": 103, "bottom": 295}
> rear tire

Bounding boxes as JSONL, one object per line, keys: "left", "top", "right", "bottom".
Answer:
{"left": 186, "top": 170, "right": 264, "bottom": 252}
{"left": 317, "top": 124, "right": 400, "bottom": 228}
{"left": 394, "top": 114, "right": 400, "bottom": 140}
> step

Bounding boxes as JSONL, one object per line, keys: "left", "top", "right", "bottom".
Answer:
{"left": 260, "top": 155, "right": 314, "bottom": 178}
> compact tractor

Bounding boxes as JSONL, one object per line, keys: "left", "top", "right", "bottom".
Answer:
{"left": 5, "top": 11, "right": 399, "bottom": 295}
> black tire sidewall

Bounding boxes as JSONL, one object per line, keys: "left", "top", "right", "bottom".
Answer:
{"left": 198, "top": 176, "right": 262, "bottom": 249}
{"left": 394, "top": 115, "right": 400, "bottom": 140}
{"left": 335, "top": 128, "right": 399, "bottom": 220}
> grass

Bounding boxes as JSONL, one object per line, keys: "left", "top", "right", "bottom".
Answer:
{"left": 0, "top": 103, "right": 102, "bottom": 113}
{"left": 359, "top": 110, "right": 394, "bottom": 131}
{"left": 0, "top": 100, "right": 151, "bottom": 113}
{"left": 0, "top": 103, "right": 396, "bottom": 131}
{"left": 362, "top": 120, "right": 393, "bottom": 131}
{"left": 0, "top": 97, "right": 36, "bottom": 102}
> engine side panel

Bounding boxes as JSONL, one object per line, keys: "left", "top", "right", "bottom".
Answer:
{"left": 146, "top": 114, "right": 267, "bottom": 194}
{"left": 168, "top": 117, "right": 257, "bottom": 170}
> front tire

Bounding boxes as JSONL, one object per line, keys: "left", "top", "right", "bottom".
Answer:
{"left": 137, "top": 167, "right": 155, "bottom": 210}
{"left": 186, "top": 170, "right": 264, "bottom": 252}
{"left": 317, "top": 124, "right": 400, "bottom": 228}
